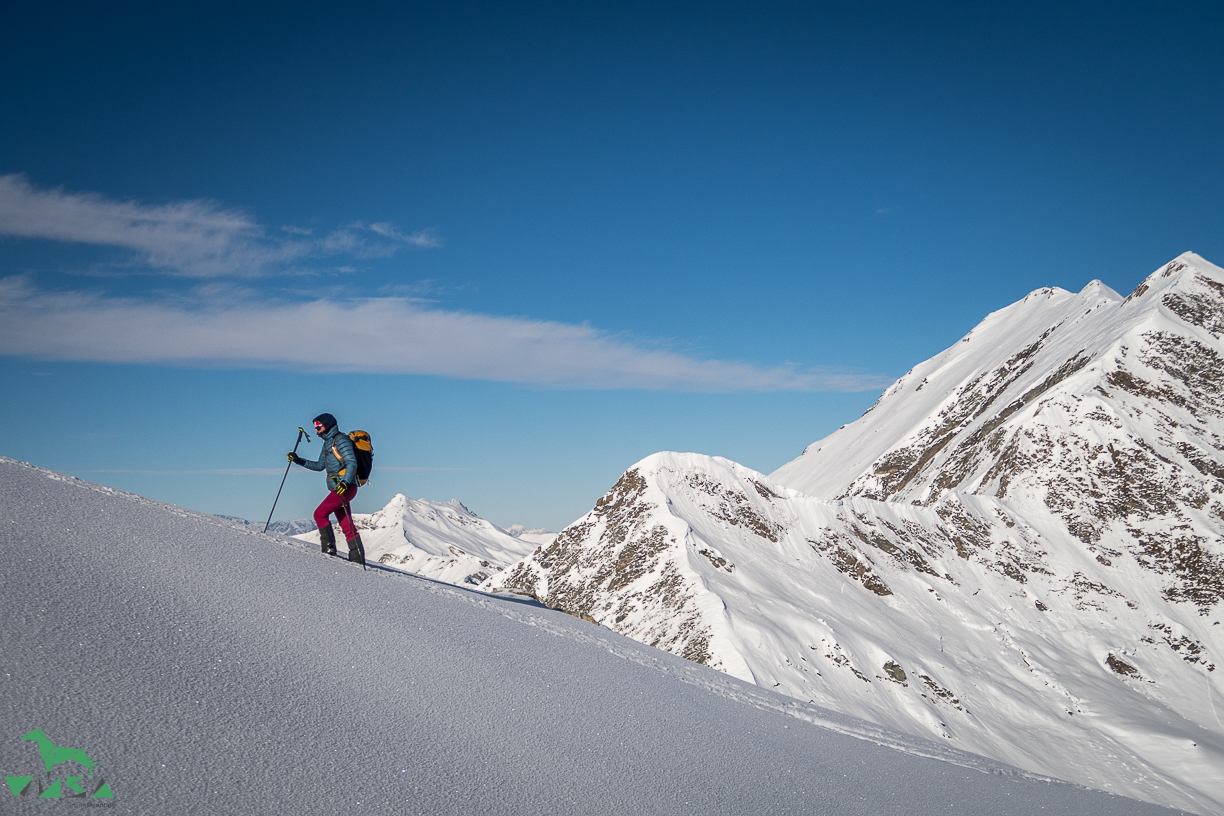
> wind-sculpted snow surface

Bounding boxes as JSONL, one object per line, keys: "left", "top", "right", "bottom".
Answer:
{"left": 485, "top": 255, "right": 1224, "bottom": 815}
{"left": 0, "top": 457, "right": 1184, "bottom": 816}
{"left": 293, "top": 493, "right": 536, "bottom": 585}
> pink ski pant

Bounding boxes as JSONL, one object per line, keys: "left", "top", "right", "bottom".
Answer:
{"left": 314, "top": 485, "right": 359, "bottom": 541}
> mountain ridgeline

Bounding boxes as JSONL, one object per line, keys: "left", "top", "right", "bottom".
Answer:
{"left": 482, "top": 253, "right": 1224, "bottom": 815}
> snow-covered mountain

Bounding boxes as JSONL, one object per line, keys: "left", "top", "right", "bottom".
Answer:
{"left": 773, "top": 252, "right": 1224, "bottom": 558}
{"left": 4, "top": 456, "right": 1183, "bottom": 815}
{"left": 484, "top": 253, "right": 1224, "bottom": 815}
{"left": 292, "top": 493, "right": 537, "bottom": 585}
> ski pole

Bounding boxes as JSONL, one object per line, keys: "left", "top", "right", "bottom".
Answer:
{"left": 264, "top": 427, "right": 311, "bottom": 533}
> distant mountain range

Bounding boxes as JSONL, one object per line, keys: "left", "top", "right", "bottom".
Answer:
{"left": 216, "top": 515, "right": 318, "bottom": 536}
{"left": 283, "top": 495, "right": 544, "bottom": 586}
{"left": 227, "top": 504, "right": 557, "bottom": 586}
{"left": 479, "top": 252, "right": 1224, "bottom": 815}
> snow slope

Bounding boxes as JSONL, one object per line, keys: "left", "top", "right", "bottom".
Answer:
{"left": 0, "top": 456, "right": 1187, "bottom": 815}
{"left": 291, "top": 493, "right": 537, "bottom": 586}
{"left": 485, "top": 254, "right": 1224, "bottom": 814}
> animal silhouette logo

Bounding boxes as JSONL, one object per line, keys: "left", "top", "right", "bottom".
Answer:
{"left": 5, "top": 728, "right": 114, "bottom": 800}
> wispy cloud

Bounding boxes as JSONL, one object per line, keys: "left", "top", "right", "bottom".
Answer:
{"left": 81, "top": 466, "right": 465, "bottom": 474}
{"left": 367, "top": 222, "right": 443, "bottom": 248}
{"left": 363, "top": 466, "right": 470, "bottom": 472}
{"left": 0, "top": 174, "right": 440, "bottom": 276}
{"left": 0, "top": 277, "right": 891, "bottom": 392}
{"left": 83, "top": 468, "right": 287, "bottom": 476}
{"left": 0, "top": 176, "right": 890, "bottom": 392}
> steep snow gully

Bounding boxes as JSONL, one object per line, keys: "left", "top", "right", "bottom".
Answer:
{"left": 0, "top": 458, "right": 1186, "bottom": 815}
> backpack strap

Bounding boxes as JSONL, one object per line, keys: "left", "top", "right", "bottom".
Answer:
{"left": 332, "top": 443, "right": 347, "bottom": 479}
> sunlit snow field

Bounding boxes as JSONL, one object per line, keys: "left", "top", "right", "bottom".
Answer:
{"left": 0, "top": 457, "right": 1189, "bottom": 815}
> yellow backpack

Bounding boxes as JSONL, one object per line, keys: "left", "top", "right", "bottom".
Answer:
{"left": 332, "top": 430, "right": 374, "bottom": 485}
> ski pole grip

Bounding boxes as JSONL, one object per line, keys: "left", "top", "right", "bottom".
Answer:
{"left": 290, "top": 427, "right": 311, "bottom": 455}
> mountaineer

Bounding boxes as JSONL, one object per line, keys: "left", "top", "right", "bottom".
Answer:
{"left": 288, "top": 413, "right": 367, "bottom": 565}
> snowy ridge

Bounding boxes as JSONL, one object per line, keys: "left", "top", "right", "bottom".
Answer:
{"left": 293, "top": 493, "right": 536, "bottom": 585}
{"left": 485, "top": 254, "right": 1224, "bottom": 815}
{"left": 775, "top": 252, "right": 1224, "bottom": 512}
{"left": 2, "top": 455, "right": 1184, "bottom": 815}
{"left": 773, "top": 252, "right": 1224, "bottom": 614}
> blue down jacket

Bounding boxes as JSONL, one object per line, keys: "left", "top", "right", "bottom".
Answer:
{"left": 298, "top": 426, "right": 358, "bottom": 489}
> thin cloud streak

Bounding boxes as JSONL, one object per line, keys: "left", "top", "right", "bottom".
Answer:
{"left": 84, "top": 468, "right": 287, "bottom": 476}
{"left": 0, "top": 174, "right": 439, "bottom": 276}
{"left": 82, "top": 466, "right": 466, "bottom": 474}
{"left": 368, "top": 223, "right": 443, "bottom": 248}
{"left": 373, "top": 467, "right": 471, "bottom": 472}
{"left": 83, "top": 469, "right": 467, "bottom": 474}
{"left": 0, "top": 278, "right": 891, "bottom": 392}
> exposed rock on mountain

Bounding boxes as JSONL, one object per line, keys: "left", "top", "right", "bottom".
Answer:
{"left": 485, "top": 253, "right": 1224, "bottom": 815}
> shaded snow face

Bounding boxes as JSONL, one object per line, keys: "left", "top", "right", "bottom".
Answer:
{"left": 485, "top": 254, "right": 1224, "bottom": 816}
{"left": 294, "top": 493, "right": 536, "bottom": 585}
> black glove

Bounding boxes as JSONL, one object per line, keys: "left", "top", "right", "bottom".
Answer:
{"left": 334, "top": 481, "right": 349, "bottom": 495}
{"left": 287, "top": 452, "right": 302, "bottom": 464}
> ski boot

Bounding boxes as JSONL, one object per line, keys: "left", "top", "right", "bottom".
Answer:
{"left": 319, "top": 525, "right": 338, "bottom": 556}
{"left": 347, "top": 533, "right": 366, "bottom": 566}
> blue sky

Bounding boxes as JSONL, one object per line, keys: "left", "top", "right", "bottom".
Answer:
{"left": 2, "top": 1, "right": 1222, "bottom": 530}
